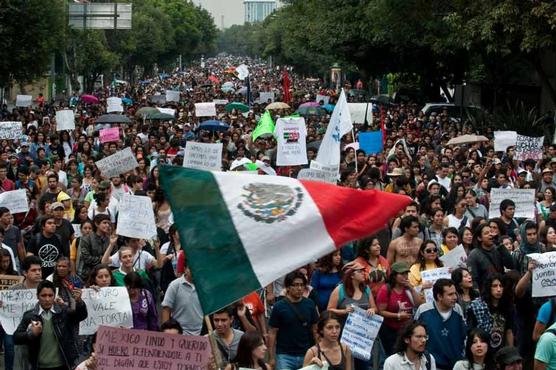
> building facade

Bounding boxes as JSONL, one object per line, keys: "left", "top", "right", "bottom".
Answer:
{"left": 244, "top": 0, "right": 278, "bottom": 23}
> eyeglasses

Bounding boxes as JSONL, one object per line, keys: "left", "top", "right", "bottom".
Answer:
{"left": 424, "top": 248, "right": 438, "bottom": 253}
{"left": 413, "top": 335, "right": 429, "bottom": 341}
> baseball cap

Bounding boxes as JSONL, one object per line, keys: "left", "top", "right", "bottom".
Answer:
{"left": 492, "top": 158, "right": 502, "bottom": 165}
{"left": 391, "top": 262, "right": 410, "bottom": 274}
{"left": 495, "top": 346, "right": 522, "bottom": 366}
{"left": 342, "top": 261, "right": 365, "bottom": 274}
{"left": 98, "top": 180, "right": 111, "bottom": 190}
{"left": 50, "top": 202, "right": 65, "bottom": 210}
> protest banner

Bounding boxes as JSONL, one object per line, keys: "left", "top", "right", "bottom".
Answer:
{"left": 421, "top": 267, "right": 451, "bottom": 303}
{"left": 157, "top": 107, "right": 176, "bottom": 116}
{"left": 494, "top": 131, "right": 517, "bottom": 152}
{"left": 0, "top": 289, "right": 37, "bottom": 334}
{"left": 195, "top": 102, "right": 216, "bottom": 117}
{"left": 316, "top": 94, "right": 330, "bottom": 105}
{"left": 79, "top": 287, "right": 133, "bottom": 335}
{"left": 490, "top": 188, "right": 535, "bottom": 219}
{"left": 15, "top": 95, "right": 32, "bottom": 107}
{"left": 99, "top": 127, "right": 120, "bottom": 143}
{"left": 0, "top": 121, "right": 22, "bottom": 140}
{"left": 116, "top": 194, "right": 157, "bottom": 239}
{"left": 213, "top": 99, "right": 229, "bottom": 105}
{"left": 439, "top": 244, "right": 467, "bottom": 269}
{"left": 529, "top": 252, "right": 556, "bottom": 297}
{"left": 348, "top": 103, "right": 373, "bottom": 124}
{"left": 0, "top": 189, "right": 29, "bottom": 214}
{"left": 340, "top": 307, "right": 383, "bottom": 361}
{"left": 183, "top": 142, "right": 223, "bottom": 172}
{"left": 259, "top": 92, "right": 275, "bottom": 103}
{"left": 359, "top": 131, "right": 383, "bottom": 154}
{"left": 106, "top": 97, "right": 123, "bottom": 113}
{"left": 235, "top": 64, "right": 249, "bottom": 80}
{"left": 514, "top": 134, "right": 544, "bottom": 160}
{"left": 73, "top": 223, "right": 81, "bottom": 238}
{"left": 297, "top": 169, "right": 337, "bottom": 184}
{"left": 55, "top": 110, "right": 75, "bottom": 131}
{"left": 95, "top": 147, "right": 139, "bottom": 179}
{"left": 96, "top": 326, "right": 211, "bottom": 370}
{"left": 0, "top": 275, "right": 23, "bottom": 290}
{"left": 166, "top": 90, "right": 180, "bottom": 102}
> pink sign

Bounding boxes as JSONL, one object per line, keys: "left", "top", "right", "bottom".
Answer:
{"left": 99, "top": 127, "right": 120, "bottom": 143}
{"left": 96, "top": 326, "right": 211, "bottom": 370}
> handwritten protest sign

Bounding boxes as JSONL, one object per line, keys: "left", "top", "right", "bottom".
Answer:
{"left": 194, "top": 102, "right": 216, "bottom": 117}
{"left": 96, "top": 326, "right": 211, "bottom": 370}
{"left": 494, "top": 131, "right": 517, "bottom": 152}
{"left": 106, "top": 97, "right": 123, "bottom": 113}
{"left": 421, "top": 267, "right": 451, "bottom": 303}
{"left": 439, "top": 244, "right": 467, "bottom": 269}
{"left": 0, "top": 122, "right": 22, "bottom": 140}
{"left": 183, "top": 142, "right": 223, "bottom": 171}
{"left": 116, "top": 194, "right": 157, "bottom": 239}
{"left": 100, "top": 127, "right": 120, "bottom": 143}
{"left": 157, "top": 107, "right": 176, "bottom": 117}
{"left": 55, "top": 110, "right": 75, "bottom": 131}
{"left": 348, "top": 103, "right": 373, "bottom": 124}
{"left": 0, "top": 189, "right": 29, "bottom": 214}
{"left": 213, "top": 99, "right": 229, "bottom": 105}
{"left": 0, "top": 275, "right": 23, "bottom": 290}
{"left": 529, "top": 252, "right": 556, "bottom": 297}
{"left": 297, "top": 169, "right": 337, "bottom": 184}
{"left": 79, "top": 287, "right": 133, "bottom": 335}
{"left": 95, "top": 147, "right": 139, "bottom": 179}
{"left": 316, "top": 94, "right": 330, "bottom": 105}
{"left": 15, "top": 95, "right": 32, "bottom": 107}
{"left": 490, "top": 188, "right": 535, "bottom": 219}
{"left": 514, "top": 134, "right": 544, "bottom": 160}
{"left": 0, "top": 289, "right": 37, "bottom": 334}
{"left": 340, "top": 307, "right": 383, "bottom": 360}
{"left": 166, "top": 90, "right": 180, "bottom": 103}
{"left": 260, "top": 92, "right": 275, "bottom": 103}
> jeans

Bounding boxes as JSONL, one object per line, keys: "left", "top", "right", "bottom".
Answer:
{"left": 1, "top": 328, "right": 14, "bottom": 370}
{"left": 275, "top": 353, "right": 305, "bottom": 370}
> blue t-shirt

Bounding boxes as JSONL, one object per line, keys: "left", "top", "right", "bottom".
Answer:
{"left": 537, "top": 299, "right": 556, "bottom": 324}
{"left": 310, "top": 269, "right": 341, "bottom": 312}
{"left": 269, "top": 297, "right": 318, "bottom": 355}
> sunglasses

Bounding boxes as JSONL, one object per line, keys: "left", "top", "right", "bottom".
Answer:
{"left": 424, "top": 248, "right": 438, "bottom": 253}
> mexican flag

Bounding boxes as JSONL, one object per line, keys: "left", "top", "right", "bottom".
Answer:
{"left": 160, "top": 166, "right": 411, "bottom": 314}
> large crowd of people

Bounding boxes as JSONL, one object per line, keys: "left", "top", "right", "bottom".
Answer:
{"left": 0, "top": 55, "right": 555, "bottom": 370}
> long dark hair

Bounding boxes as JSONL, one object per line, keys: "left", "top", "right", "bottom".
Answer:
{"left": 393, "top": 320, "right": 427, "bottom": 355}
{"left": 464, "top": 328, "right": 493, "bottom": 368}
{"left": 317, "top": 250, "right": 343, "bottom": 274}
{"left": 451, "top": 267, "right": 478, "bottom": 299}
{"left": 416, "top": 240, "right": 443, "bottom": 271}
{"left": 86, "top": 264, "right": 114, "bottom": 287}
{"left": 481, "top": 273, "right": 512, "bottom": 316}
{"left": 231, "top": 331, "right": 267, "bottom": 370}
{"left": 0, "top": 248, "right": 16, "bottom": 275}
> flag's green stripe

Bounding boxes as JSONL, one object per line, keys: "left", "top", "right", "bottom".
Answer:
{"left": 160, "top": 166, "right": 260, "bottom": 314}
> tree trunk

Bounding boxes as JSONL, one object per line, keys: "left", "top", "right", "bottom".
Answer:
{"left": 531, "top": 54, "right": 556, "bottom": 108}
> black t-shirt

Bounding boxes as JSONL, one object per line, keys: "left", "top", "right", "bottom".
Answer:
{"left": 56, "top": 219, "right": 74, "bottom": 249}
{"left": 27, "top": 233, "right": 66, "bottom": 278}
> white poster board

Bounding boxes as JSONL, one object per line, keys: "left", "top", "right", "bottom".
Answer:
{"left": 165, "top": 90, "right": 180, "bottom": 103}
{"left": 95, "top": 147, "right": 139, "bottom": 179}
{"left": 0, "top": 289, "right": 37, "bottom": 334}
{"left": 348, "top": 103, "right": 373, "bottom": 124}
{"left": 236, "top": 64, "right": 249, "bottom": 80}
{"left": 15, "top": 95, "right": 32, "bottom": 107}
{"left": 79, "top": 287, "right": 133, "bottom": 335}
{"left": 0, "top": 122, "right": 22, "bottom": 140}
{"left": 55, "top": 110, "right": 75, "bottom": 131}
{"left": 106, "top": 97, "right": 123, "bottom": 113}
{"left": 297, "top": 169, "right": 337, "bottom": 184}
{"left": 183, "top": 142, "right": 223, "bottom": 171}
{"left": 490, "top": 188, "right": 535, "bottom": 219}
{"left": 116, "top": 194, "right": 157, "bottom": 239}
{"left": 195, "top": 102, "right": 217, "bottom": 117}
{"left": 439, "top": 244, "right": 467, "bottom": 269}
{"left": 316, "top": 94, "right": 330, "bottom": 105}
{"left": 529, "top": 252, "right": 556, "bottom": 298}
{"left": 494, "top": 131, "right": 517, "bottom": 152}
{"left": 340, "top": 307, "right": 383, "bottom": 361}
{"left": 0, "top": 189, "right": 29, "bottom": 214}
{"left": 514, "top": 135, "right": 544, "bottom": 161}
{"left": 157, "top": 107, "right": 175, "bottom": 116}
{"left": 421, "top": 267, "right": 451, "bottom": 303}
{"left": 259, "top": 92, "right": 275, "bottom": 103}
{"left": 213, "top": 99, "right": 229, "bottom": 105}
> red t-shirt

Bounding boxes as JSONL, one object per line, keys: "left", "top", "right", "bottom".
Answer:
{"left": 376, "top": 284, "right": 414, "bottom": 330}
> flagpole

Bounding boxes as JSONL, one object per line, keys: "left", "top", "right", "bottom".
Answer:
{"left": 204, "top": 315, "right": 224, "bottom": 370}
{"left": 351, "top": 127, "right": 358, "bottom": 174}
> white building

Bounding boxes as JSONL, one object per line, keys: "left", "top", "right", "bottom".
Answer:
{"left": 244, "top": 0, "right": 279, "bottom": 23}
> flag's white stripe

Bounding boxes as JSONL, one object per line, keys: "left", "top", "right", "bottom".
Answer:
{"left": 213, "top": 172, "right": 336, "bottom": 287}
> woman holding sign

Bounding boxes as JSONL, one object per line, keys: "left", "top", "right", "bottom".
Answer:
{"left": 409, "top": 240, "right": 444, "bottom": 303}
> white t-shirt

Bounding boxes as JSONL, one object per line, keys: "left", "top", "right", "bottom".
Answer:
{"left": 109, "top": 249, "right": 156, "bottom": 270}
{"left": 274, "top": 117, "right": 308, "bottom": 166}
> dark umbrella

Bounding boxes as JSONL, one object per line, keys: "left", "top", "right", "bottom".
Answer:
{"left": 96, "top": 114, "right": 131, "bottom": 124}
{"left": 296, "top": 106, "right": 327, "bottom": 116}
{"left": 198, "top": 120, "right": 230, "bottom": 132}
{"left": 145, "top": 112, "right": 175, "bottom": 121}
{"left": 150, "top": 95, "right": 166, "bottom": 104}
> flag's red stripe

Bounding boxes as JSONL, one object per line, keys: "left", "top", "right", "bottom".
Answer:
{"left": 300, "top": 181, "right": 411, "bottom": 248}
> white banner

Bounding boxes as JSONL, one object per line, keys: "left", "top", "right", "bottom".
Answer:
{"left": 183, "top": 142, "right": 223, "bottom": 171}
{"left": 157, "top": 107, "right": 175, "bottom": 116}
{"left": 340, "top": 307, "right": 383, "bottom": 361}
{"left": 106, "top": 97, "right": 123, "bottom": 113}
{"left": 95, "top": 147, "right": 139, "bottom": 179}
{"left": 236, "top": 64, "right": 249, "bottom": 80}
{"left": 213, "top": 99, "right": 229, "bottom": 105}
{"left": 494, "top": 131, "right": 517, "bottom": 152}
{"left": 0, "top": 189, "right": 29, "bottom": 214}
{"left": 297, "top": 169, "right": 337, "bottom": 184}
{"left": 55, "top": 110, "right": 75, "bottom": 131}
{"left": 0, "top": 122, "right": 22, "bottom": 140}
{"left": 421, "top": 267, "right": 451, "bottom": 303}
{"left": 439, "top": 244, "right": 467, "bottom": 269}
{"left": 316, "top": 94, "right": 330, "bottom": 105}
{"left": 79, "top": 287, "right": 133, "bottom": 335}
{"left": 259, "top": 92, "right": 275, "bottom": 103}
{"left": 0, "top": 289, "right": 37, "bottom": 334}
{"left": 195, "top": 102, "right": 217, "bottom": 117}
{"left": 116, "top": 194, "right": 157, "bottom": 239}
{"left": 348, "top": 103, "right": 373, "bottom": 124}
{"left": 15, "top": 95, "right": 32, "bottom": 107}
{"left": 514, "top": 135, "right": 544, "bottom": 161}
{"left": 529, "top": 252, "right": 556, "bottom": 298}
{"left": 165, "top": 90, "right": 180, "bottom": 103}
{"left": 490, "top": 188, "right": 535, "bottom": 219}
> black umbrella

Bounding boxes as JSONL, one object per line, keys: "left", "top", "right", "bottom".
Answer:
{"left": 96, "top": 114, "right": 131, "bottom": 124}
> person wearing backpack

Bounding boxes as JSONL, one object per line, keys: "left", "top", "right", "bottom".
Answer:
{"left": 384, "top": 320, "right": 436, "bottom": 370}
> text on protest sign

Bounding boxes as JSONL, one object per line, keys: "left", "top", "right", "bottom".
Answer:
{"left": 340, "top": 307, "right": 383, "bottom": 361}
{"left": 0, "top": 189, "right": 29, "bottom": 214}
{"left": 490, "top": 188, "right": 535, "bottom": 219}
{"left": 15, "top": 95, "right": 32, "bottom": 107}
{"left": 0, "top": 122, "right": 22, "bottom": 140}
{"left": 494, "top": 131, "right": 517, "bottom": 152}
{"left": 166, "top": 90, "right": 180, "bottom": 103}
{"left": 213, "top": 99, "right": 229, "bottom": 105}
{"left": 0, "top": 289, "right": 37, "bottom": 334}
{"left": 106, "top": 97, "right": 123, "bottom": 113}
{"left": 116, "top": 194, "right": 157, "bottom": 240}
{"left": 183, "top": 142, "right": 223, "bottom": 171}
{"left": 95, "top": 147, "right": 139, "bottom": 179}
{"left": 348, "top": 103, "right": 373, "bottom": 124}
{"left": 0, "top": 275, "right": 23, "bottom": 290}
{"left": 421, "top": 267, "right": 451, "bottom": 303}
{"left": 529, "top": 252, "right": 556, "bottom": 298}
{"left": 297, "top": 169, "right": 337, "bottom": 184}
{"left": 259, "top": 92, "right": 275, "bottom": 103}
{"left": 79, "top": 287, "right": 133, "bottom": 335}
{"left": 514, "top": 134, "right": 544, "bottom": 161}
{"left": 99, "top": 127, "right": 120, "bottom": 143}
{"left": 96, "top": 326, "right": 211, "bottom": 370}
{"left": 55, "top": 110, "right": 75, "bottom": 131}
{"left": 194, "top": 102, "right": 217, "bottom": 117}
{"left": 157, "top": 107, "right": 176, "bottom": 116}
{"left": 439, "top": 244, "right": 467, "bottom": 269}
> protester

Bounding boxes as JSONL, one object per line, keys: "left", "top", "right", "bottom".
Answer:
{"left": 224, "top": 331, "right": 270, "bottom": 370}
{"left": 124, "top": 271, "right": 158, "bottom": 331}
{"left": 452, "top": 328, "right": 493, "bottom": 370}
{"left": 210, "top": 306, "right": 245, "bottom": 366}
{"left": 383, "top": 321, "right": 436, "bottom": 370}
{"left": 311, "top": 250, "right": 343, "bottom": 312}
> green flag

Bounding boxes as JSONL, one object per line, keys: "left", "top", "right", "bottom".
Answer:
{"left": 252, "top": 110, "right": 275, "bottom": 141}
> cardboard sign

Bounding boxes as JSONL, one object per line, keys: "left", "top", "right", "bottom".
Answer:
{"left": 514, "top": 134, "right": 544, "bottom": 160}
{"left": 439, "top": 244, "right": 467, "bottom": 269}
{"left": 116, "top": 194, "right": 157, "bottom": 240}
{"left": 0, "top": 122, "right": 22, "bottom": 140}
{"left": 259, "top": 92, "right": 275, "bottom": 103}
{"left": 0, "top": 189, "right": 29, "bottom": 214}
{"left": 494, "top": 131, "right": 517, "bottom": 152}
{"left": 490, "top": 188, "right": 535, "bottom": 219}
{"left": 529, "top": 252, "right": 556, "bottom": 298}
{"left": 106, "top": 97, "right": 123, "bottom": 113}
{"left": 79, "top": 287, "right": 133, "bottom": 335}
{"left": 99, "top": 127, "right": 120, "bottom": 143}
{"left": 0, "top": 289, "right": 37, "bottom": 334}
{"left": 15, "top": 95, "right": 32, "bottom": 107}
{"left": 0, "top": 275, "right": 23, "bottom": 290}
{"left": 348, "top": 103, "right": 373, "bottom": 124}
{"left": 340, "top": 308, "right": 383, "bottom": 361}
{"left": 165, "top": 90, "right": 180, "bottom": 103}
{"left": 56, "top": 110, "right": 75, "bottom": 131}
{"left": 194, "top": 102, "right": 217, "bottom": 117}
{"left": 95, "top": 147, "right": 139, "bottom": 179}
{"left": 421, "top": 267, "right": 451, "bottom": 303}
{"left": 96, "top": 326, "right": 211, "bottom": 370}
{"left": 183, "top": 142, "right": 223, "bottom": 172}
